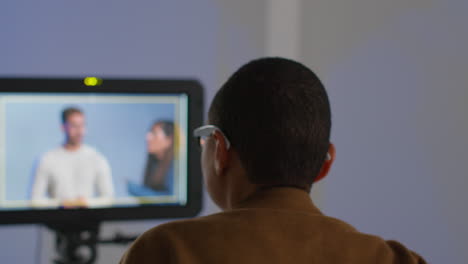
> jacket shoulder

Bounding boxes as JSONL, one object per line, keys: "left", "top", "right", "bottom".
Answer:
{"left": 120, "top": 215, "right": 225, "bottom": 264}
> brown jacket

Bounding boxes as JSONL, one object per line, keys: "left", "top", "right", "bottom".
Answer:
{"left": 120, "top": 187, "right": 426, "bottom": 264}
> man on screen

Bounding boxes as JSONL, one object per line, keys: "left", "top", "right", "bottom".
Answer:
{"left": 31, "top": 107, "right": 114, "bottom": 207}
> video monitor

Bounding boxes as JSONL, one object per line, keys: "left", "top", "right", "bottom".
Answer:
{"left": 0, "top": 78, "right": 203, "bottom": 225}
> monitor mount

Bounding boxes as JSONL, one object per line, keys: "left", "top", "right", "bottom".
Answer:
{"left": 47, "top": 222, "right": 139, "bottom": 264}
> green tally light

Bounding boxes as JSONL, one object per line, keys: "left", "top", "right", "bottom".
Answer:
{"left": 84, "top": 77, "right": 103, "bottom": 86}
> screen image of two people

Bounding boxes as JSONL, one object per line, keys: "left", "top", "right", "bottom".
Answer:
{"left": 30, "top": 107, "right": 176, "bottom": 208}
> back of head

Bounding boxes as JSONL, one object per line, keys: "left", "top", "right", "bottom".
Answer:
{"left": 209, "top": 57, "right": 331, "bottom": 190}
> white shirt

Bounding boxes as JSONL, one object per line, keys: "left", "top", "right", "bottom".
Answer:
{"left": 31, "top": 145, "right": 114, "bottom": 207}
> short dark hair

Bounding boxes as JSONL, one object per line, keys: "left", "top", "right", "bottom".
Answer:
{"left": 62, "top": 107, "right": 83, "bottom": 124}
{"left": 209, "top": 57, "right": 331, "bottom": 190}
{"left": 153, "top": 120, "right": 174, "bottom": 137}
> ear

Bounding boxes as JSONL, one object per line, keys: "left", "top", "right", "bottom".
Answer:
{"left": 213, "top": 130, "right": 230, "bottom": 176}
{"left": 313, "top": 143, "right": 336, "bottom": 183}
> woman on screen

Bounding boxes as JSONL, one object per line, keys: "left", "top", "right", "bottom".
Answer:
{"left": 128, "top": 120, "right": 176, "bottom": 196}
{"left": 143, "top": 120, "right": 175, "bottom": 191}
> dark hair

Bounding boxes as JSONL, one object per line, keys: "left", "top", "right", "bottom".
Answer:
{"left": 156, "top": 121, "right": 174, "bottom": 138}
{"left": 209, "top": 57, "right": 331, "bottom": 190}
{"left": 144, "top": 120, "right": 175, "bottom": 191}
{"left": 62, "top": 107, "right": 83, "bottom": 124}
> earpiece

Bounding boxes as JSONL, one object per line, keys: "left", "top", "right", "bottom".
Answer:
{"left": 326, "top": 153, "right": 331, "bottom": 161}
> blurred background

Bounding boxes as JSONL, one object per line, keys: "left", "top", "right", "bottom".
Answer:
{"left": 1, "top": 0, "right": 467, "bottom": 263}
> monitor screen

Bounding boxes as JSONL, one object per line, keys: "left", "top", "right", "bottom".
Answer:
{"left": 0, "top": 78, "right": 203, "bottom": 224}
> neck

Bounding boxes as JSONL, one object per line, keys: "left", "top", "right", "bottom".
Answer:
{"left": 154, "top": 147, "right": 174, "bottom": 161}
{"left": 154, "top": 152, "right": 164, "bottom": 160}
{"left": 222, "top": 170, "right": 258, "bottom": 210}
{"left": 63, "top": 142, "right": 81, "bottom": 151}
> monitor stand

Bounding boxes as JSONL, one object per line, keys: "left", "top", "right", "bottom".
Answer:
{"left": 47, "top": 222, "right": 138, "bottom": 264}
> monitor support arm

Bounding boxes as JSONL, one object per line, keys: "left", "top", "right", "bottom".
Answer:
{"left": 46, "top": 222, "right": 139, "bottom": 264}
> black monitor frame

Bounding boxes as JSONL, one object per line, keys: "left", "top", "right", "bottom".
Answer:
{"left": 0, "top": 77, "right": 203, "bottom": 225}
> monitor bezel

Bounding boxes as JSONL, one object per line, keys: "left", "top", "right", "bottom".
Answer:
{"left": 0, "top": 77, "right": 203, "bottom": 225}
